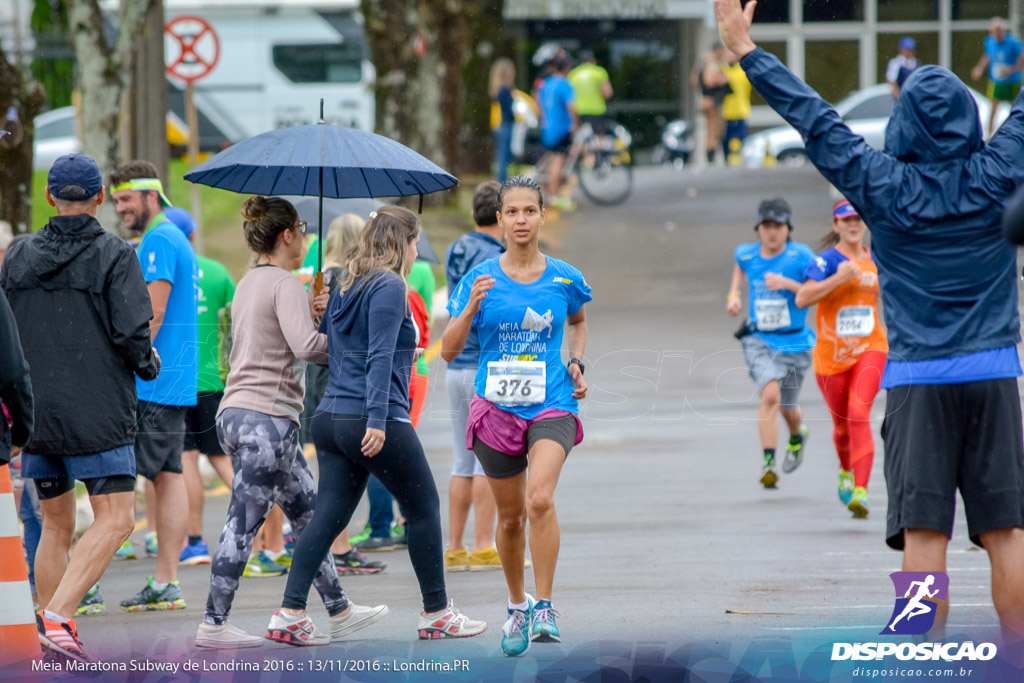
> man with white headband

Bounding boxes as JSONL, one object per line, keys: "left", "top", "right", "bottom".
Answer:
{"left": 110, "top": 160, "right": 198, "bottom": 613}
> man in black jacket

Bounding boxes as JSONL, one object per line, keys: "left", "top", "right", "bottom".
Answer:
{"left": 1, "top": 153, "right": 160, "bottom": 662}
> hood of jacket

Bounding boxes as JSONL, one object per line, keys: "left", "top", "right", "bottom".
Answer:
{"left": 884, "top": 66, "right": 983, "bottom": 163}
{"left": 22, "top": 214, "right": 107, "bottom": 280}
{"left": 328, "top": 269, "right": 399, "bottom": 336}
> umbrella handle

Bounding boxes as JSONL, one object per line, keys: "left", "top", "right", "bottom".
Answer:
{"left": 314, "top": 272, "right": 324, "bottom": 297}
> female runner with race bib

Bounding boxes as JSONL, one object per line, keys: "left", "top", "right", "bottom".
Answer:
{"left": 442, "top": 176, "right": 592, "bottom": 657}
{"left": 796, "top": 200, "right": 887, "bottom": 519}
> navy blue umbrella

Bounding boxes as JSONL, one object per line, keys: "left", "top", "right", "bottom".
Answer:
{"left": 184, "top": 107, "right": 456, "bottom": 274}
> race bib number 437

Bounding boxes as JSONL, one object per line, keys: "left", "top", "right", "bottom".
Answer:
{"left": 755, "top": 299, "right": 791, "bottom": 331}
{"left": 485, "top": 361, "right": 546, "bottom": 406}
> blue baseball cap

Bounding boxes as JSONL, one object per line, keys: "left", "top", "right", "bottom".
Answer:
{"left": 833, "top": 200, "right": 860, "bottom": 219}
{"left": 48, "top": 153, "right": 103, "bottom": 201}
{"left": 163, "top": 207, "right": 196, "bottom": 238}
{"left": 899, "top": 37, "right": 916, "bottom": 50}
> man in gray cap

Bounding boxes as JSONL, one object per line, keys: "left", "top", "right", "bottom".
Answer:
{"left": 0, "top": 153, "right": 161, "bottom": 662}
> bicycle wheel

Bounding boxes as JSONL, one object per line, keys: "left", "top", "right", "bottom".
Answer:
{"left": 577, "top": 150, "right": 633, "bottom": 206}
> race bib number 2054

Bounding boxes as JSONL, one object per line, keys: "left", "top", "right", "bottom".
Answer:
{"left": 485, "top": 361, "right": 546, "bottom": 406}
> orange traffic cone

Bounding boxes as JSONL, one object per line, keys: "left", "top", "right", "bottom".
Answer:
{"left": 0, "top": 463, "right": 40, "bottom": 666}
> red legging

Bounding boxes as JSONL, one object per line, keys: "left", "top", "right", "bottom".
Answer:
{"left": 409, "top": 371, "right": 429, "bottom": 429}
{"left": 815, "top": 350, "right": 887, "bottom": 489}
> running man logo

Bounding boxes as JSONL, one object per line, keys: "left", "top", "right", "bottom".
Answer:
{"left": 881, "top": 571, "right": 949, "bottom": 635}
{"left": 521, "top": 307, "right": 554, "bottom": 338}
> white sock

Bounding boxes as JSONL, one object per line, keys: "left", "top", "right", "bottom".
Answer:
{"left": 277, "top": 611, "right": 301, "bottom": 622}
{"left": 508, "top": 599, "right": 530, "bottom": 612}
{"left": 151, "top": 580, "right": 169, "bottom": 590}
{"left": 43, "top": 609, "right": 68, "bottom": 623}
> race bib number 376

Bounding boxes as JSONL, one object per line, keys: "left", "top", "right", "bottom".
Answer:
{"left": 485, "top": 361, "right": 546, "bottom": 406}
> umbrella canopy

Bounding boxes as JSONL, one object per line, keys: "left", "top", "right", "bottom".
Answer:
{"left": 283, "top": 195, "right": 440, "bottom": 264}
{"left": 183, "top": 124, "right": 457, "bottom": 199}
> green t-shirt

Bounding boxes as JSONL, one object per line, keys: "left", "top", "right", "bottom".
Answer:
{"left": 407, "top": 260, "right": 435, "bottom": 376}
{"left": 196, "top": 256, "right": 236, "bottom": 393}
{"left": 568, "top": 63, "right": 609, "bottom": 116}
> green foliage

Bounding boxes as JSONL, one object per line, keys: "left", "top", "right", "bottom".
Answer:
{"left": 29, "top": 0, "right": 74, "bottom": 108}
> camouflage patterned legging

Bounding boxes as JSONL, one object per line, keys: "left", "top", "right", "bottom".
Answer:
{"left": 204, "top": 408, "right": 349, "bottom": 624}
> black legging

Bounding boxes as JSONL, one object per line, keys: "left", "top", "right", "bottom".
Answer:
{"left": 282, "top": 413, "right": 447, "bottom": 613}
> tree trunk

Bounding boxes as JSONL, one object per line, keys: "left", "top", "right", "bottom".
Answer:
{"left": 0, "top": 43, "right": 47, "bottom": 234}
{"left": 68, "top": 0, "right": 156, "bottom": 234}
{"left": 122, "top": 0, "right": 169, "bottom": 187}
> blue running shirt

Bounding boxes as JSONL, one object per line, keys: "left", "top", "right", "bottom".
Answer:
{"left": 447, "top": 256, "right": 592, "bottom": 419}
{"left": 136, "top": 215, "right": 199, "bottom": 407}
{"left": 735, "top": 241, "right": 816, "bottom": 352}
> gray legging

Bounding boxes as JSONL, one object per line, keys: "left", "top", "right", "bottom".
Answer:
{"left": 283, "top": 413, "right": 447, "bottom": 613}
{"left": 204, "top": 408, "right": 349, "bottom": 624}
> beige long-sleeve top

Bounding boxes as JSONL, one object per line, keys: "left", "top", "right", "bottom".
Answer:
{"left": 218, "top": 265, "right": 327, "bottom": 423}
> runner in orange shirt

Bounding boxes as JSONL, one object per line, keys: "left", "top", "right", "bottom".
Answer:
{"left": 796, "top": 201, "right": 887, "bottom": 519}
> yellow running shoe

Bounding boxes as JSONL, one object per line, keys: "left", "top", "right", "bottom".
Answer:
{"left": 848, "top": 487, "right": 869, "bottom": 519}
{"left": 445, "top": 548, "right": 470, "bottom": 573}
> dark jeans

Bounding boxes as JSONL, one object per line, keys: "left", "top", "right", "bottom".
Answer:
{"left": 367, "top": 475, "right": 395, "bottom": 537}
{"left": 283, "top": 413, "right": 447, "bottom": 613}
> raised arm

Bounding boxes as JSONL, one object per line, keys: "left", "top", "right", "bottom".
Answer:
{"left": 715, "top": 0, "right": 899, "bottom": 212}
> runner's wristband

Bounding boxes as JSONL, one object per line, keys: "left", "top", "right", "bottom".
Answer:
{"left": 568, "top": 358, "right": 585, "bottom": 375}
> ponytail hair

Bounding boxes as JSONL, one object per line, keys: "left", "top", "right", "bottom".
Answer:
{"left": 241, "top": 196, "right": 298, "bottom": 255}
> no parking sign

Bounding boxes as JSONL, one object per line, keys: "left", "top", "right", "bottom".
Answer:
{"left": 165, "top": 15, "right": 220, "bottom": 82}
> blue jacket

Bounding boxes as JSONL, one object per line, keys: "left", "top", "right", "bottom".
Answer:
{"left": 317, "top": 270, "right": 416, "bottom": 429}
{"left": 445, "top": 231, "right": 504, "bottom": 370}
{"left": 741, "top": 49, "right": 1024, "bottom": 362}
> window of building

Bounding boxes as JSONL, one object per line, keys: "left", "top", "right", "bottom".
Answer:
{"left": 272, "top": 43, "right": 362, "bottom": 84}
{"left": 751, "top": 41, "right": 787, "bottom": 106}
{"left": 753, "top": 3, "right": 789, "bottom": 23}
{"left": 878, "top": 0, "right": 938, "bottom": 21}
{"left": 803, "top": 0, "right": 863, "bottom": 22}
{"left": 876, "top": 33, "right": 938, "bottom": 85}
{"left": 952, "top": 0, "right": 1013, "bottom": 20}
{"left": 805, "top": 40, "right": 860, "bottom": 103}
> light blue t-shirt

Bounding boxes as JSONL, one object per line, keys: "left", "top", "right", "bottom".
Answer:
{"left": 447, "top": 256, "right": 592, "bottom": 419}
{"left": 540, "top": 75, "right": 576, "bottom": 148}
{"left": 985, "top": 34, "right": 1023, "bottom": 85}
{"left": 735, "top": 241, "right": 816, "bottom": 352}
{"left": 136, "top": 215, "right": 199, "bottom": 407}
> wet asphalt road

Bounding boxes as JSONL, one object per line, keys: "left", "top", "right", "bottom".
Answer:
{"left": 53, "top": 165, "right": 1017, "bottom": 677}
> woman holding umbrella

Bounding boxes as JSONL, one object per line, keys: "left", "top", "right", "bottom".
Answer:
{"left": 278, "top": 206, "right": 487, "bottom": 640}
{"left": 197, "top": 196, "right": 388, "bottom": 649}
{"left": 441, "top": 176, "right": 591, "bottom": 656}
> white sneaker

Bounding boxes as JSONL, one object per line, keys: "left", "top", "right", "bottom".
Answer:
{"left": 417, "top": 600, "right": 487, "bottom": 639}
{"left": 329, "top": 603, "right": 389, "bottom": 639}
{"left": 195, "top": 621, "right": 264, "bottom": 649}
{"left": 265, "top": 611, "right": 330, "bottom": 647}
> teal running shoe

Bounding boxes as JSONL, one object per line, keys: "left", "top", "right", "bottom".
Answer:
{"left": 500, "top": 594, "right": 534, "bottom": 657}
{"left": 848, "top": 486, "right": 870, "bottom": 519}
{"left": 243, "top": 550, "right": 288, "bottom": 578}
{"left": 530, "top": 599, "right": 561, "bottom": 643}
{"left": 114, "top": 539, "right": 136, "bottom": 560}
{"left": 838, "top": 469, "right": 854, "bottom": 506}
{"left": 144, "top": 533, "right": 158, "bottom": 557}
{"left": 75, "top": 584, "right": 105, "bottom": 616}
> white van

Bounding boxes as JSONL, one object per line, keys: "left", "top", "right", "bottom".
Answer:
{"left": 162, "top": 0, "right": 375, "bottom": 145}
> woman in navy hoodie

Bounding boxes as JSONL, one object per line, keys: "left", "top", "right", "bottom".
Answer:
{"left": 278, "top": 206, "right": 487, "bottom": 640}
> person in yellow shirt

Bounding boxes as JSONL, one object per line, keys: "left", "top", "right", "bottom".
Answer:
{"left": 721, "top": 51, "right": 752, "bottom": 165}
{"left": 568, "top": 49, "right": 613, "bottom": 134}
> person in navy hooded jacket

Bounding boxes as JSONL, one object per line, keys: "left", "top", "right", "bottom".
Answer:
{"left": 716, "top": 0, "right": 1024, "bottom": 641}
